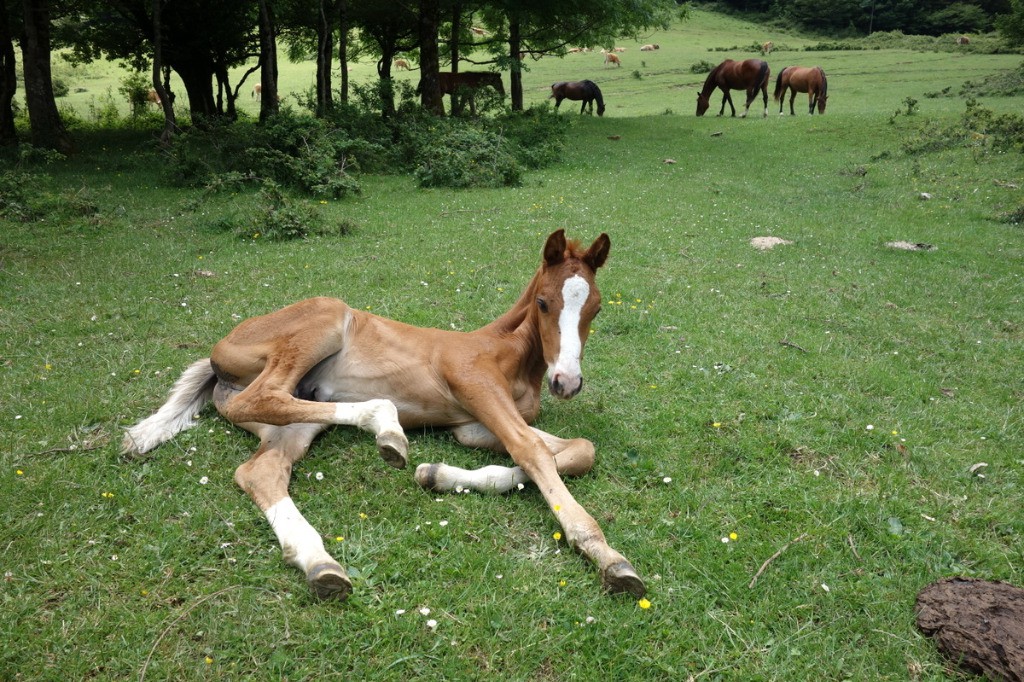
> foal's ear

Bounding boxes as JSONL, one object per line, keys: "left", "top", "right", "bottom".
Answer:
{"left": 584, "top": 233, "right": 611, "bottom": 271}
{"left": 543, "top": 229, "right": 567, "bottom": 266}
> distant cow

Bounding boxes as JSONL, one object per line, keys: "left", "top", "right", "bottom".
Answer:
{"left": 604, "top": 52, "right": 621, "bottom": 67}
{"left": 640, "top": 44, "right": 660, "bottom": 52}
{"left": 761, "top": 41, "right": 774, "bottom": 55}
{"left": 955, "top": 35, "right": 970, "bottom": 45}
{"left": 252, "top": 83, "right": 262, "bottom": 100}
{"left": 146, "top": 89, "right": 161, "bottom": 106}
{"left": 394, "top": 59, "right": 411, "bottom": 71}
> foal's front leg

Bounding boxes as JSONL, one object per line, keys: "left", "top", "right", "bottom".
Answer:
{"left": 415, "top": 423, "right": 596, "bottom": 493}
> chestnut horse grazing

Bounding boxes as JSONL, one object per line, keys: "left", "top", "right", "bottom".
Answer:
{"left": 550, "top": 80, "right": 605, "bottom": 116}
{"left": 436, "top": 71, "right": 505, "bottom": 115}
{"left": 774, "top": 66, "right": 828, "bottom": 115}
{"left": 696, "top": 59, "right": 770, "bottom": 118}
{"left": 123, "top": 230, "right": 645, "bottom": 601}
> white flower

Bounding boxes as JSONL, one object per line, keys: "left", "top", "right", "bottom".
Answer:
{"left": 395, "top": 609, "right": 406, "bottom": 616}
{"left": 199, "top": 476, "right": 209, "bottom": 485}
{"left": 419, "top": 607, "right": 431, "bottom": 616}
{"left": 663, "top": 477, "right": 672, "bottom": 484}
{"left": 438, "top": 520, "right": 448, "bottom": 527}
{"left": 426, "top": 619, "right": 438, "bottom": 630}
{"left": 315, "top": 472, "right": 324, "bottom": 481}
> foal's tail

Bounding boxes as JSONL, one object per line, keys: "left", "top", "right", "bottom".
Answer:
{"left": 122, "top": 359, "right": 217, "bottom": 455}
{"left": 773, "top": 67, "right": 788, "bottom": 101}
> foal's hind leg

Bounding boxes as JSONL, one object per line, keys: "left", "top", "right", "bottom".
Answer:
{"left": 415, "top": 423, "right": 595, "bottom": 494}
{"left": 232, "top": 421, "right": 353, "bottom": 600}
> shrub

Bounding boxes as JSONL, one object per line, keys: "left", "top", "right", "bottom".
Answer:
{"left": 691, "top": 60, "right": 716, "bottom": 74}
{"left": 413, "top": 120, "right": 522, "bottom": 189}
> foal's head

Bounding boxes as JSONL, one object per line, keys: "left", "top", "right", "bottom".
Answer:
{"left": 534, "top": 230, "right": 610, "bottom": 399}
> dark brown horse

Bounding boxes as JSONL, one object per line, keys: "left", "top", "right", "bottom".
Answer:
{"left": 437, "top": 71, "right": 505, "bottom": 115}
{"left": 696, "top": 59, "right": 770, "bottom": 118}
{"left": 773, "top": 66, "right": 828, "bottom": 115}
{"left": 550, "top": 80, "right": 605, "bottom": 116}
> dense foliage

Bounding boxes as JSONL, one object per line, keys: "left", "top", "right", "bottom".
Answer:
{"left": 692, "top": 0, "right": 1013, "bottom": 36}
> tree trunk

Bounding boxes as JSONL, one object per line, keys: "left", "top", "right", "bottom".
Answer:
{"left": 173, "top": 58, "right": 217, "bottom": 123}
{"left": 417, "top": 0, "right": 443, "bottom": 115}
{"left": 337, "top": 0, "right": 348, "bottom": 103}
{"left": 315, "top": 0, "right": 333, "bottom": 117}
{"left": 509, "top": 14, "right": 523, "bottom": 112}
{"left": 20, "top": 0, "right": 72, "bottom": 153}
{"left": 257, "top": 0, "right": 278, "bottom": 121}
{"left": 151, "top": 0, "right": 177, "bottom": 145}
{"left": 0, "top": 0, "right": 17, "bottom": 146}
{"left": 448, "top": 4, "right": 461, "bottom": 115}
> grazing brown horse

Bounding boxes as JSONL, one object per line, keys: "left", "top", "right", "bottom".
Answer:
{"left": 436, "top": 71, "right": 505, "bottom": 115}
{"left": 604, "top": 52, "right": 621, "bottom": 67}
{"left": 696, "top": 59, "right": 771, "bottom": 118}
{"left": 123, "top": 230, "right": 645, "bottom": 602}
{"left": 773, "top": 66, "right": 828, "bottom": 115}
{"left": 550, "top": 80, "right": 605, "bottom": 116}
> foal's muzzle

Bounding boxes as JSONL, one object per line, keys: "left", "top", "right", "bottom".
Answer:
{"left": 549, "top": 374, "right": 583, "bottom": 399}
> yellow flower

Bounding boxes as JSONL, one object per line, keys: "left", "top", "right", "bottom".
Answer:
{"left": 335, "top": 536, "right": 344, "bottom": 543}
{"left": 102, "top": 492, "right": 114, "bottom": 499}
{"left": 638, "top": 598, "right": 652, "bottom": 609}
{"left": 729, "top": 532, "right": 738, "bottom": 541}
{"left": 204, "top": 656, "right": 213, "bottom": 665}
{"left": 559, "top": 579, "right": 566, "bottom": 587}
{"left": 553, "top": 505, "right": 561, "bottom": 512}
{"left": 553, "top": 532, "right": 562, "bottom": 541}
{"left": 16, "top": 470, "right": 24, "bottom": 476}
{"left": 44, "top": 364, "right": 52, "bottom": 371}
{"left": 359, "top": 512, "right": 368, "bottom": 520}
{"left": 712, "top": 422, "right": 722, "bottom": 428}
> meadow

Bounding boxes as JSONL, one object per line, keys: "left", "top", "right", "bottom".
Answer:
{"left": 2, "top": 8, "right": 1023, "bottom": 681}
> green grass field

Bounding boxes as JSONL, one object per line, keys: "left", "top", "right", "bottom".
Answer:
{"left": 3, "top": 8, "right": 1023, "bottom": 681}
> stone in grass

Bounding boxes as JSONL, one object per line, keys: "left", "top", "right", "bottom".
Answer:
{"left": 750, "top": 236, "right": 793, "bottom": 251}
{"left": 886, "top": 241, "right": 936, "bottom": 252}
{"left": 916, "top": 576, "right": 1024, "bottom": 681}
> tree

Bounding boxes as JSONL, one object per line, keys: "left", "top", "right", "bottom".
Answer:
{"left": 418, "top": 0, "right": 443, "bottom": 114}
{"left": 0, "top": 0, "right": 17, "bottom": 146}
{"left": 20, "top": 0, "right": 73, "bottom": 153}
{"left": 476, "top": 0, "right": 680, "bottom": 111}
{"left": 257, "top": 0, "right": 280, "bottom": 120}
{"left": 996, "top": 0, "right": 1024, "bottom": 45}
{"left": 61, "top": 0, "right": 259, "bottom": 122}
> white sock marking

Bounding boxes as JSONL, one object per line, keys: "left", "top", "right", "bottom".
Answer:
{"left": 265, "top": 498, "right": 329, "bottom": 571}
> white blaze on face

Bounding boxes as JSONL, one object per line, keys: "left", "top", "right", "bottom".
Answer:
{"left": 550, "top": 274, "right": 589, "bottom": 395}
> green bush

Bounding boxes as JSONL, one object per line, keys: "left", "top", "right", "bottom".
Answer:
{"left": 413, "top": 119, "right": 523, "bottom": 188}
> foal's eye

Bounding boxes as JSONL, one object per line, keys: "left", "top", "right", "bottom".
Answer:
{"left": 537, "top": 298, "right": 548, "bottom": 313}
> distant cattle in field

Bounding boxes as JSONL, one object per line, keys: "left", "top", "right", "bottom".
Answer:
{"left": 955, "top": 35, "right": 970, "bottom": 45}
{"left": 252, "top": 83, "right": 261, "bottom": 100}
{"left": 394, "top": 59, "right": 411, "bottom": 71}
{"left": 613, "top": 47, "right": 626, "bottom": 53}
{"left": 761, "top": 41, "right": 774, "bottom": 55}
{"left": 146, "top": 89, "right": 161, "bottom": 106}
{"left": 470, "top": 26, "right": 488, "bottom": 36}
{"left": 640, "top": 44, "right": 660, "bottom": 52}
{"left": 604, "top": 52, "right": 621, "bottom": 67}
